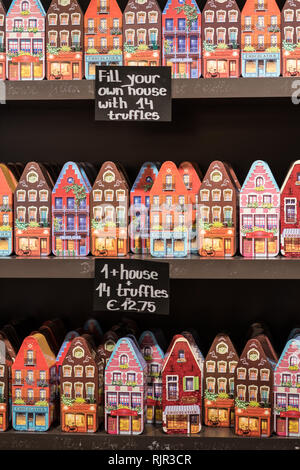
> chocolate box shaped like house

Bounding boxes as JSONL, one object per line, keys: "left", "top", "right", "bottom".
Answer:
{"left": 202, "top": 0, "right": 240, "bottom": 78}
{"left": 240, "top": 160, "right": 280, "bottom": 257}
{"left": 60, "top": 336, "right": 100, "bottom": 433}
{"left": 280, "top": 160, "right": 300, "bottom": 257}
{"left": 14, "top": 162, "right": 52, "bottom": 257}
{"left": 241, "top": 0, "right": 281, "bottom": 77}
{"left": 0, "top": 2, "right": 6, "bottom": 80}
{"left": 162, "top": 0, "right": 201, "bottom": 79}
{"left": 123, "top": 0, "right": 161, "bottom": 67}
{"left": 234, "top": 335, "right": 277, "bottom": 437}
{"left": 52, "top": 161, "right": 91, "bottom": 257}
{"left": 130, "top": 162, "right": 159, "bottom": 255}
{"left": 149, "top": 161, "right": 192, "bottom": 258}
{"left": 90, "top": 161, "right": 129, "bottom": 257}
{"left": 139, "top": 330, "right": 164, "bottom": 424}
{"left": 204, "top": 333, "right": 239, "bottom": 427}
{"left": 274, "top": 336, "right": 300, "bottom": 436}
{"left": 84, "top": 0, "right": 123, "bottom": 80}
{"left": 0, "top": 163, "right": 17, "bottom": 256}
{"left": 198, "top": 161, "right": 240, "bottom": 257}
{"left": 46, "top": 0, "right": 84, "bottom": 80}
{"left": 11, "top": 333, "right": 57, "bottom": 432}
{"left": 104, "top": 337, "right": 147, "bottom": 435}
{"left": 162, "top": 334, "right": 202, "bottom": 434}
{"left": 281, "top": 1, "right": 300, "bottom": 77}
{"left": 6, "top": 0, "right": 46, "bottom": 80}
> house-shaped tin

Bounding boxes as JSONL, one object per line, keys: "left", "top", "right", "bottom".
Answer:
{"left": 6, "top": 0, "right": 46, "bottom": 80}
{"left": 84, "top": 0, "right": 123, "bottom": 80}
{"left": 149, "top": 161, "right": 192, "bottom": 257}
{"left": 0, "top": 163, "right": 17, "bottom": 256}
{"left": 240, "top": 160, "right": 280, "bottom": 257}
{"left": 11, "top": 333, "right": 57, "bottom": 431}
{"left": 90, "top": 161, "right": 129, "bottom": 257}
{"left": 14, "top": 162, "right": 53, "bottom": 257}
{"left": 162, "top": 334, "right": 201, "bottom": 434}
{"left": 60, "top": 336, "right": 99, "bottom": 432}
{"left": 280, "top": 161, "right": 300, "bottom": 257}
{"left": 52, "top": 161, "right": 91, "bottom": 257}
{"left": 123, "top": 0, "right": 161, "bottom": 67}
{"left": 281, "top": 1, "right": 300, "bottom": 76}
{"left": 204, "top": 333, "right": 239, "bottom": 427}
{"left": 0, "top": 338, "right": 13, "bottom": 431}
{"left": 198, "top": 161, "right": 240, "bottom": 257}
{"left": 104, "top": 337, "right": 146, "bottom": 434}
{"left": 138, "top": 330, "right": 164, "bottom": 424}
{"left": 162, "top": 0, "right": 201, "bottom": 78}
{"left": 178, "top": 162, "right": 201, "bottom": 254}
{"left": 46, "top": 0, "right": 84, "bottom": 80}
{"left": 0, "top": 2, "right": 6, "bottom": 80}
{"left": 202, "top": 0, "right": 240, "bottom": 78}
{"left": 130, "top": 162, "right": 159, "bottom": 255}
{"left": 274, "top": 337, "right": 300, "bottom": 436}
{"left": 234, "top": 334, "right": 277, "bottom": 437}
{"left": 241, "top": 0, "right": 281, "bottom": 77}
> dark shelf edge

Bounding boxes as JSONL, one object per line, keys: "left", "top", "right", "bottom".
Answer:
{"left": 1, "top": 255, "right": 300, "bottom": 279}
{"left": 1, "top": 425, "right": 299, "bottom": 450}
{"left": 4, "top": 77, "right": 297, "bottom": 101}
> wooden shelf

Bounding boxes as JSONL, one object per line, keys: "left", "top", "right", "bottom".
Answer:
{"left": 1, "top": 255, "right": 300, "bottom": 279}
{"left": 4, "top": 77, "right": 296, "bottom": 100}
{"left": 0, "top": 425, "right": 298, "bottom": 450}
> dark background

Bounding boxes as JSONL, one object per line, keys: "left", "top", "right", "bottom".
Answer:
{"left": 0, "top": 0, "right": 298, "bottom": 358}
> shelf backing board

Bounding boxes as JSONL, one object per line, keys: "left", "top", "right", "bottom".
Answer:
{"left": 3, "top": 78, "right": 297, "bottom": 100}
{"left": 1, "top": 255, "right": 300, "bottom": 279}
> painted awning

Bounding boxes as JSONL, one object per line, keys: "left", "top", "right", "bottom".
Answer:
{"left": 164, "top": 405, "right": 200, "bottom": 415}
{"left": 110, "top": 408, "right": 138, "bottom": 417}
{"left": 282, "top": 229, "right": 300, "bottom": 238}
{"left": 12, "top": 55, "right": 40, "bottom": 63}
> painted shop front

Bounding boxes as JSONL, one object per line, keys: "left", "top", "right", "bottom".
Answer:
{"left": 54, "top": 234, "right": 88, "bottom": 256}
{"left": 199, "top": 227, "right": 235, "bottom": 257}
{"left": 281, "top": 229, "right": 300, "bottom": 257}
{"left": 85, "top": 53, "right": 122, "bottom": 80}
{"left": 235, "top": 406, "right": 271, "bottom": 437}
{"left": 150, "top": 230, "right": 188, "bottom": 257}
{"left": 0, "top": 229, "right": 12, "bottom": 256}
{"left": 242, "top": 230, "right": 277, "bottom": 257}
{"left": 8, "top": 55, "right": 44, "bottom": 80}
{"left": 163, "top": 405, "right": 200, "bottom": 434}
{"left": 106, "top": 408, "right": 142, "bottom": 434}
{"left": 123, "top": 50, "right": 160, "bottom": 67}
{"left": 165, "top": 57, "right": 200, "bottom": 79}
{"left": 204, "top": 398, "right": 234, "bottom": 427}
{"left": 282, "top": 49, "right": 300, "bottom": 77}
{"left": 47, "top": 52, "right": 82, "bottom": 80}
{"left": 12, "top": 404, "right": 51, "bottom": 431}
{"left": 92, "top": 227, "right": 128, "bottom": 257}
{"left": 15, "top": 226, "right": 50, "bottom": 256}
{"left": 275, "top": 410, "right": 300, "bottom": 437}
{"left": 61, "top": 403, "right": 97, "bottom": 432}
{"left": 0, "top": 403, "right": 7, "bottom": 431}
{"left": 242, "top": 52, "right": 280, "bottom": 77}
{"left": 203, "top": 50, "right": 240, "bottom": 78}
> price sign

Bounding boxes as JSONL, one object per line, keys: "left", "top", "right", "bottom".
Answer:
{"left": 95, "top": 66, "right": 171, "bottom": 122}
{"left": 93, "top": 259, "right": 169, "bottom": 315}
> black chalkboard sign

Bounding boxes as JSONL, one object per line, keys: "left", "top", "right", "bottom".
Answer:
{"left": 93, "top": 259, "right": 169, "bottom": 315}
{"left": 95, "top": 66, "right": 171, "bottom": 122}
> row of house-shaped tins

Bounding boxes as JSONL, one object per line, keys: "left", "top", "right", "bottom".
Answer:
{"left": 2, "top": 159, "right": 300, "bottom": 257}
{"left": 3, "top": 317, "right": 300, "bottom": 437}
{"left": 0, "top": 0, "right": 299, "bottom": 80}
